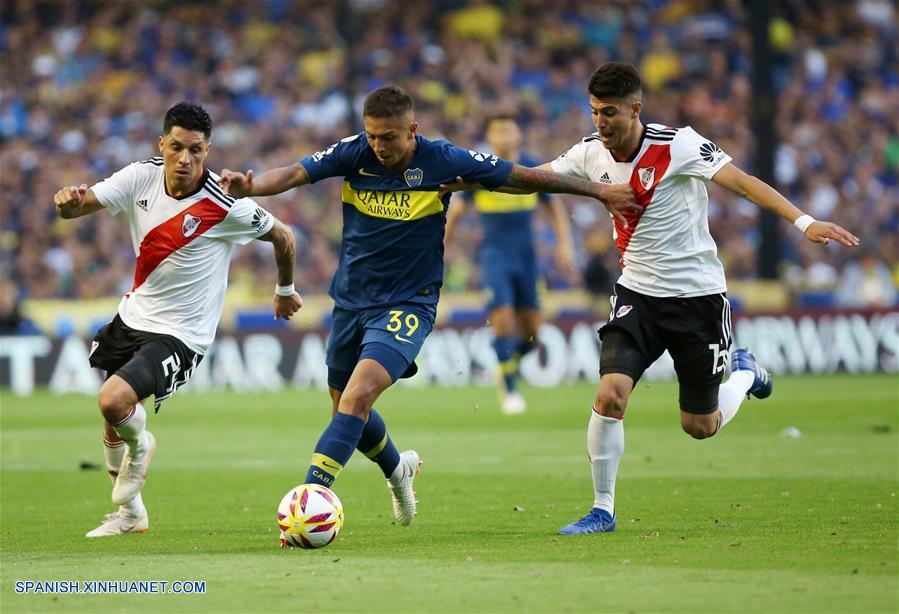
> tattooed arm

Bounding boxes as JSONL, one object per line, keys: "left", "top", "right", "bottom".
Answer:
{"left": 441, "top": 162, "right": 641, "bottom": 226}
{"left": 502, "top": 164, "right": 640, "bottom": 227}
{"left": 257, "top": 218, "right": 303, "bottom": 320}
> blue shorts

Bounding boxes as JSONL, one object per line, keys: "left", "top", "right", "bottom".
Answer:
{"left": 481, "top": 248, "right": 540, "bottom": 312}
{"left": 326, "top": 302, "right": 437, "bottom": 390}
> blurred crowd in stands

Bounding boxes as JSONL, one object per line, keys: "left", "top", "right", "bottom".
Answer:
{"left": 1, "top": 0, "right": 896, "bottom": 330}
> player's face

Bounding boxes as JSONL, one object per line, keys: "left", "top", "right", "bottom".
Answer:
{"left": 363, "top": 113, "right": 418, "bottom": 170}
{"left": 589, "top": 95, "right": 641, "bottom": 153}
{"left": 485, "top": 119, "right": 522, "bottom": 155}
{"left": 159, "top": 127, "right": 210, "bottom": 193}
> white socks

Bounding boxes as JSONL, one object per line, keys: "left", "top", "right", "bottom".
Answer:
{"left": 388, "top": 459, "right": 407, "bottom": 485}
{"left": 587, "top": 409, "right": 624, "bottom": 514}
{"left": 585, "top": 370, "right": 754, "bottom": 517}
{"left": 106, "top": 404, "right": 147, "bottom": 516}
{"left": 103, "top": 439, "right": 125, "bottom": 484}
{"left": 104, "top": 440, "right": 145, "bottom": 516}
{"left": 112, "top": 402, "right": 149, "bottom": 452}
{"left": 717, "top": 370, "right": 755, "bottom": 430}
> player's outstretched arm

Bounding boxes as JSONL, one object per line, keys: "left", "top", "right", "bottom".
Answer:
{"left": 53, "top": 184, "right": 104, "bottom": 219}
{"left": 503, "top": 164, "right": 641, "bottom": 228}
{"left": 439, "top": 176, "right": 487, "bottom": 198}
{"left": 257, "top": 218, "right": 303, "bottom": 320}
{"left": 712, "top": 163, "right": 860, "bottom": 247}
{"left": 219, "top": 163, "right": 310, "bottom": 198}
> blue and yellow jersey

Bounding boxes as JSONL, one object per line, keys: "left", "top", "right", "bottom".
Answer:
{"left": 299, "top": 133, "right": 514, "bottom": 309}
{"left": 464, "top": 154, "right": 550, "bottom": 254}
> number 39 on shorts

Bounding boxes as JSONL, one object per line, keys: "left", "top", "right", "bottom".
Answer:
{"left": 386, "top": 310, "right": 419, "bottom": 338}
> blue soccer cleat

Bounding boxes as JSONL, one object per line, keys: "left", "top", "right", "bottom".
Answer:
{"left": 731, "top": 348, "right": 773, "bottom": 399}
{"left": 559, "top": 508, "right": 616, "bottom": 535}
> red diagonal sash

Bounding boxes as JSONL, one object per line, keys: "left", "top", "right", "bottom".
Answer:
{"left": 612, "top": 144, "right": 673, "bottom": 266}
{"left": 131, "top": 198, "right": 228, "bottom": 292}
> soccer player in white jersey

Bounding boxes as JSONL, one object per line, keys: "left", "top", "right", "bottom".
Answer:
{"left": 543, "top": 62, "right": 858, "bottom": 534}
{"left": 443, "top": 63, "right": 859, "bottom": 534}
{"left": 53, "top": 102, "right": 303, "bottom": 537}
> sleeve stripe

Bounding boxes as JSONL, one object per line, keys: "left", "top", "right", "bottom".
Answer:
{"left": 203, "top": 177, "right": 235, "bottom": 209}
{"left": 205, "top": 176, "right": 235, "bottom": 202}
{"left": 202, "top": 188, "right": 233, "bottom": 209}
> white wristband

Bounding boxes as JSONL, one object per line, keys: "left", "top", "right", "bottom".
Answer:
{"left": 275, "top": 284, "right": 295, "bottom": 297}
{"left": 794, "top": 214, "right": 816, "bottom": 233}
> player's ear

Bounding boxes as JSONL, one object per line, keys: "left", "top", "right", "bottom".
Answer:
{"left": 409, "top": 121, "right": 419, "bottom": 137}
{"left": 158, "top": 136, "right": 165, "bottom": 153}
{"left": 631, "top": 100, "right": 642, "bottom": 118}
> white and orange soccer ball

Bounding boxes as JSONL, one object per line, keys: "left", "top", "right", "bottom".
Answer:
{"left": 277, "top": 484, "right": 344, "bottom": 549}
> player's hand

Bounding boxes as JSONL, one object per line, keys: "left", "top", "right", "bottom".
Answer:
{"left": 805, "top": 221, "right": 860, "bottom": 247}
{"left": 597, "top": 184, "right": 641, "bottom": 228}
{"left": 219, "top": 169, "right": 254, "bottom": 198}
{"left": 274, "top": 292, "right": 303, "bottom": 321}
{"left": 54, "top": 184, "right": 88, "bottom": 213}
{"left": 439, "top": 176, "right": 482, "bottom": 199}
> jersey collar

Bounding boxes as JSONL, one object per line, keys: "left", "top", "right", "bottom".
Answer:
{"left": 165, "top": 167, "right": 210, "bottom": 200}
{"left": 614, "top": 125, "right": 647, "bottom": 164}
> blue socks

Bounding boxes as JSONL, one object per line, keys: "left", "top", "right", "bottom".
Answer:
{"left": 305, "top": 409, "right": 402, "bottom": 487}
{"left": 356, "top": 408, "right": 401, "bottom": 478}
{"left": 493, "top": 335, "right": 521, "bottom": 392}
{"left": 305, "top": 412, "right": 365, "bottom": 488}
{"left": 516, "top": 337, "right": 537, "bottom": 357}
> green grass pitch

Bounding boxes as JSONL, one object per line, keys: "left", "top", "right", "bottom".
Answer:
{"left": 2, "top": 374, "right": 897, "bottom": 612}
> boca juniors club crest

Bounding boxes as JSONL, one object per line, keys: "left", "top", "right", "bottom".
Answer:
{"left": 615, "top": 304, "right": 633, "bottom": 319}
{"left": 182, "top": 213, "right": 202, "bottom": 237}
{"left": 403, "top": 168, "right": 423, "bottom": 188}
{"left": 637, "top": 166, "right": 655, "bottom": 191}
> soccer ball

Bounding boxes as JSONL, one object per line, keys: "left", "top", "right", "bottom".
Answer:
{"left": 277, "top": 484, "right": 344, "bottom": 549}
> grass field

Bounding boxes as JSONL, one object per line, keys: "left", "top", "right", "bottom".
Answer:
{"left": 1, "top": 374, "right": 897, "bottom": 613}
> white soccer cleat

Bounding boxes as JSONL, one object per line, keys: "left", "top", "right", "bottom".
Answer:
{"left": 85, "top": 510, "right": 148, "bottom": 538}
{"left": 112, "top": 431, "right": 156, "bottom": 506}
{"left": 501, "top": 391, "right": 527, "bottom": 415}
{"left": 387, "top": 450, "right": 421, "bottom": 526}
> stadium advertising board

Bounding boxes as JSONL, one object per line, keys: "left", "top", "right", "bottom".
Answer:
{"left": 1, "top": 308, "right": 896, "bottom": 396}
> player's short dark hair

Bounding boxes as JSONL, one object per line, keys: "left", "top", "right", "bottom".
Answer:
{"left": 484, "top": 113, "right": 518, "bottom": 131}
{"left": 588, "top": 62, "right": 642, "bottom": 101}
{"left": 363, "top": 86, "right": 414, "bottom": 119}
{"left": 163, "top": 101, "right": 212, "bottom": 139}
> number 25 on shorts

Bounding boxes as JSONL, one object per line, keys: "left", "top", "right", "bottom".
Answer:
{"left": 386, "top": 310, "right": 419, "bottom": 342}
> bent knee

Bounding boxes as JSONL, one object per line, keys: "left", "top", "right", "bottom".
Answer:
{"left": 337, "top": 386, "right": 376, "bottom": 418}
{"left": 594, "top": 388, "right": 629, "bottom": 419}
{"left": 97, "top": 387, "right": 133, "bottom": 420}
{"left": 681, "top": 413, "right": 719, "bottom": 439}
{"left": 683, "top": 425, "right": 717, "bottom": 439}
{"left": 490, "top": 311, "right": 517, "bottom": 335}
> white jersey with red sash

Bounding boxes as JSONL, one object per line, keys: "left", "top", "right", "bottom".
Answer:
{"left": 91, "top": 157, "right": 275, "bottom": 353}
{"left": 551, "top": 124, "right": 731, "bottom": 298}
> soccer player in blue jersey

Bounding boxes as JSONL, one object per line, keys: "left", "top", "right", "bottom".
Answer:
{"left": 219, "top": 85, "right": 638, "bottom": 527}
{"left": 444, "top": 115, "right": 575, "bottom": 415}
